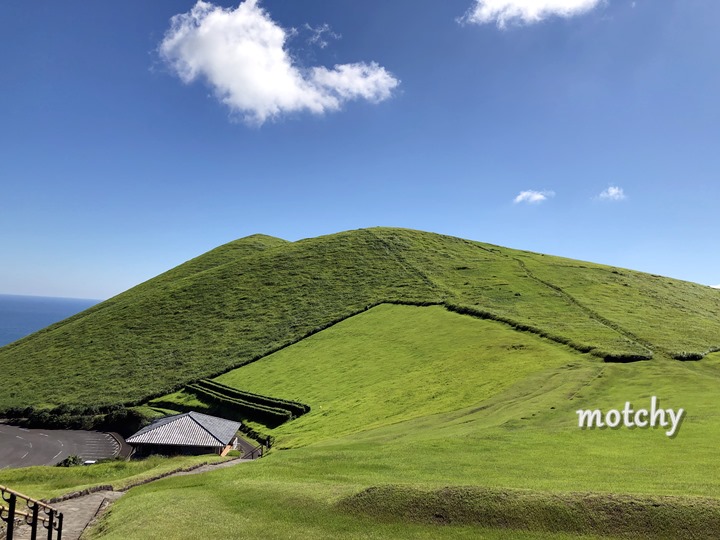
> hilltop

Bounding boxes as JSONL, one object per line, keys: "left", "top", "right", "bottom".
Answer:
{"left": 0, "top": 227, "right": 718, "bottom": 414}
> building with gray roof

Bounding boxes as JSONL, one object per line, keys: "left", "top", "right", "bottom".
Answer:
{"left": 126, "top": 411, "right": 241, "bottom": 456}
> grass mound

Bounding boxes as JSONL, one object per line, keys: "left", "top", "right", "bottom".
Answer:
{"left": 339, "top": 485, "right": 720, "bottom": 539}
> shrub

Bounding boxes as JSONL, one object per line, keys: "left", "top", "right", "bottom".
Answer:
{"left": 673, "top": 352, "right": 705, "bottom": 361}
{"left": 56, "top": 454, "right": 83, "bottom": 467}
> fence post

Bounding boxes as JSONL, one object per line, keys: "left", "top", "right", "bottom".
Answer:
{"left": 1, "top": 486, "right": 62, "bottom": 540}
{"left": 6, "top": 491, "right": 16, "bottom": 540}
{"left": 29, "top": 499, "right": 39, "bottom": 540}
{"left": 56, "top": 512, "right": 63, "bottom": 540}
{"left": 46, "top": 509, "right": 55, "bottom": 540}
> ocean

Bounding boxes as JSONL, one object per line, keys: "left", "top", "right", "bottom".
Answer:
{"left": 0, "top": 294, "right": 101, "bottom": 348}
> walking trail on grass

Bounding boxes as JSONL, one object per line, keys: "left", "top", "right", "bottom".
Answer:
{"left": 8, "top": 457, "right": 252, "bottom": 540}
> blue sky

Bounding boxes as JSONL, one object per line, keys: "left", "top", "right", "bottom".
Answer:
{"left": 2, "top": 0, "right": 719, "bottom": 299}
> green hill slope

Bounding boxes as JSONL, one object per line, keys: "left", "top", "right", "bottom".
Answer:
{"left": 0, "top": 227, "right": 718, "bottom": 412}
{"left": 210, "top": 304, "right": 587, "bottom": 447}
{"left": 78, "top": 305, "right": 720, "bottom": 539}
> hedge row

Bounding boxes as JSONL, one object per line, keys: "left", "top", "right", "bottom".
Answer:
{"left": 14, "top": 406, "right": 150, "bottom": 437}
{"left": 195, "top": 379, "right": 310, "bottom": 417}
{"left": 444, "top": 302, "right": 654, "bottom": 363}
{"left": 672, "top": 347, "right": 720, "bottom": 361}
{"left": 185, "top": 383, "right": 292, "bottom": 427}
{"left": 2, "top": 402, "right": 127, "bottom": 420}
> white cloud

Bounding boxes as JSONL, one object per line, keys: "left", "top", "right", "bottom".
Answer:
{"left": 462, "top": 0, "right": 603, "bottom": 28}
{"left": 159, "top": 1, "right": 399, "bottom": 125}
{"left": 711, "top": 285, "right": 720, "bottom": 289}
{"left": 598, "top": 186, "right": 626, "bottom": 201}
{"left": 513, "top": 190, "right": 555, "bottom": 204}
{"left": 305, "top": 23, "right": 340, "bottom": 49}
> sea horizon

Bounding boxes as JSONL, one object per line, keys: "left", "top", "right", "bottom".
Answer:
{"left": 0, "top": 294, "right": 102, "bottom": 347}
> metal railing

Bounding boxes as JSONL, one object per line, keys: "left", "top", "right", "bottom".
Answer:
{"left": 241, "top": 444, "right": 264, "bottom": 460}
{"left": 0, "top": 485, "right": 63, "bottom": 540}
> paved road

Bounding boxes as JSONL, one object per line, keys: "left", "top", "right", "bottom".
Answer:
{"left": 0, "top": 424, "right": 119, "bottom": 469}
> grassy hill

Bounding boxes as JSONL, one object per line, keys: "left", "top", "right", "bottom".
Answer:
{"left": 3, "top": 227, "right": 720, "bottom": 538}
{"left": 1, "top": 227, "right": 718, "bottom": 413}
{"left": 84, "top": 304, "right": 720, "bottom": 539}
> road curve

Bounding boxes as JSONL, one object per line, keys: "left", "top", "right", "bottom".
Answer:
{"left": 0, "top": 424, "right": 119, "bottom": 469}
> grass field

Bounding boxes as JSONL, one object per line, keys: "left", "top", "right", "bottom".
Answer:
{"left": 86, "top": 306, "right": 720, "bottom": 538}
{"left": 1, "top": 228, "right": 718, "bottom": 412}
{"left": 212, "top": 304, "right": 588, "bottom": 447}
{"left": 0, "top": 454, "right": 228, "bottom": 501}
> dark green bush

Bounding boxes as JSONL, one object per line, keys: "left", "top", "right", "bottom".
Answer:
{"left": 673, "top": 352, "right": 705, "bottom": 361}
{"left": 56, "top": 454, "right": 83, "bottom": 467}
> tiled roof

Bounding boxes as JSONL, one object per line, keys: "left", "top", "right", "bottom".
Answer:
{"left": 126, "top": 411, "right": 240, "bottom": 447}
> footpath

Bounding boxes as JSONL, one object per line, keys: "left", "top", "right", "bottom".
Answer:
{"left": 7, "top": 457, "right": 252, "bottom": 540}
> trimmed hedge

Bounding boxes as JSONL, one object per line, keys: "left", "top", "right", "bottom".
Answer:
{"left": 195, "top": 379, "right": 310, "bottom": 416}
{"left": 16, "top": 406, "right": 152, "bottom": 437}
{"left": 672, "top": 347, "right": 720, "bottom": 361}
{"left": 444, "top": 302, "right": 654, "bottom": 363}
{"left": 185, "top": 384, "right": 292, "bottom": 427}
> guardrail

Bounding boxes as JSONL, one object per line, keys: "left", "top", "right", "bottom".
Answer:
{"left": 0, "top": 485, "right": 63, "bottom": 540}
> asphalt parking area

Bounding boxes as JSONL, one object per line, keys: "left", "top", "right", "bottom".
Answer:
{"left": 0, "top": 423, "right": 119, "bottom": 469}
